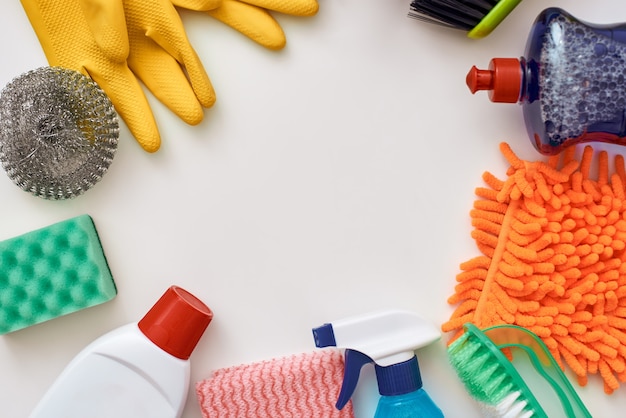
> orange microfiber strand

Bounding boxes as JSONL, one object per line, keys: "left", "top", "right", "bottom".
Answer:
{"left": 442, "top": 142, "right": 626, "bottom": 394}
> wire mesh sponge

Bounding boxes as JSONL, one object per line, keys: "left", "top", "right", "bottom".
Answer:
{"left": 0, "top": 67, "right": 119, "bottom": 200}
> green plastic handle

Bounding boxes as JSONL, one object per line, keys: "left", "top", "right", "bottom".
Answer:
{"left": 468, "top": 0, "right": 523, "bottom": 39}
{"left": 481, "top": 324, "right": 593, "bottom": 418}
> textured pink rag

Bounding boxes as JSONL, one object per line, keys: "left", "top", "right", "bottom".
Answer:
{"left": 196, "top": 349, "right": 354, "bottom": 417}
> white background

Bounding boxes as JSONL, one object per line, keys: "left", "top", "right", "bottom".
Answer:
{"left": 1, "top": 0, "right": 626, "bottom": 417}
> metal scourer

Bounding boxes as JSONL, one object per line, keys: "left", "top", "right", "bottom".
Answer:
{"left": 0, "top": 67, "right": 119, "bottom": 200}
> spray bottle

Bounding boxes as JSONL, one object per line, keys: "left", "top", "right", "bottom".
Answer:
{"left": 312, "top": 310, "right": 444, "bottom": 418}
{"left": 467, "top": 8, "right": 626, "bottom": 155}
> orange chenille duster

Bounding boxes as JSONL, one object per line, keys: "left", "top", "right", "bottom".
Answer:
{"left": 443, "top": 142, "right": 626, "bottom": 394}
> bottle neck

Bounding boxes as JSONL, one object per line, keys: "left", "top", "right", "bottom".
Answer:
{"left": 519, "top": 57, "right": 540, "bottom": 104}
{"left": 375, "top": 356, "right": 422, "bottom": 397}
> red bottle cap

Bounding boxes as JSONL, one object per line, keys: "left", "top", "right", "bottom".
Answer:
{"left": 138, "top": 286, "right": 213, "bottom": 360}
{"left": 466, "top": 58, "right": 522, "bottom": 103}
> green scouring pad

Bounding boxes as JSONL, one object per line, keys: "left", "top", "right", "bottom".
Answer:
{"left": 0, "top": 214, "right": 116, "bottom": 334}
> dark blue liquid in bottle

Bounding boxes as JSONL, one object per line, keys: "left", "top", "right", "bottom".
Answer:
{"left": 467, "top": 8, "right": 626, "bottom": 155}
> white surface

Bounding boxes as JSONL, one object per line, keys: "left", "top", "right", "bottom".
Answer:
{"left": 1, "top": 1, "right": 626, "bottom": 417}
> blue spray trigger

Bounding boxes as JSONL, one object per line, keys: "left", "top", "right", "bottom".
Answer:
{"left": 337, "top": 349, "right": 373, "bottom": 410}
{"left": 312, "top": 310, "right": 443, "bottom": 416}
{"left": 312, "top": 323, "right": 336, "bottom": 348}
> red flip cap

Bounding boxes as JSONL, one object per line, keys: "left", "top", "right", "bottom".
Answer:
{"left": 466, "top": 58, "right": 522, "bottom": 103}
{"left": 138, "top": 286, "right": 213, "bottom": 360}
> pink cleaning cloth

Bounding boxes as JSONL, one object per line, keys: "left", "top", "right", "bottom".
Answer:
{"left": 196, "top": 349, "right": 354, "bottom": 418}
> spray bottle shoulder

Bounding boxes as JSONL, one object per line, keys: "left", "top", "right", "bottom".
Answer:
{"left": 376, "top": 389, "right": 442, "bottom": 418}
{"left": 313, "top": 310, "right": 444, "bottom": 418}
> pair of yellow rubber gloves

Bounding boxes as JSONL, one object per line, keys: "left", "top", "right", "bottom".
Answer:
{"left": 20, "top": 0, "right": 318, "bottom": 152}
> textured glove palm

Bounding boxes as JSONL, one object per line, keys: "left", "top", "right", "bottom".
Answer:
{"left": 175, "top": 0, "right": 319, "bottom": 50}
{"left": 21, "top": 0, "right": 216, "bottom": 152}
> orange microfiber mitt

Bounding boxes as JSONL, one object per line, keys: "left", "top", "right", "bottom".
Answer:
{"left": 443, "top": 142, "right": 626, "bottom": 394}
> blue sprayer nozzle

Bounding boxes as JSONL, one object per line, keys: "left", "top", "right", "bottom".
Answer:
{"left": 312, "top": 310, "right": 445, "bottom": 417}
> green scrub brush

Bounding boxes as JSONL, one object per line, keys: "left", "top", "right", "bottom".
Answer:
{"left": 448, "top": 323, "right": 592, "bottom": 417}
{"left": 0, "top": 67, "right": 118, "bottom": 200}
{"left": 408, "top": 0, "right": 522, "bottom": 39}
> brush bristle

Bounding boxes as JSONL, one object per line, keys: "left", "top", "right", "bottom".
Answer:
{"left": 409, "top": 0, "right": 499, "bottom": 31}
{"left": 448, "top": 331, "right": 538, "bottom": 417}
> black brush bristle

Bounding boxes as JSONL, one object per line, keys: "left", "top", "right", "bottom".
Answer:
{"left": 409, "top": 0, "right": 499, "bottom": 31}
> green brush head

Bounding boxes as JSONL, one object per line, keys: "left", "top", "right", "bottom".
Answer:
{"left": 409, "top": 0, "right": 522, "bottom": 39}
{"left": 448, "top": 323, "right": 592, "bottom": 418}
{"left": 0, "top": 215, "right": 116, "bottom": 334}
{"left": 448, "top": 323, "right": 546, "bottom": 417}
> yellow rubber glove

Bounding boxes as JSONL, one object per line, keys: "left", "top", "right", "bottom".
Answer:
{"left": 174, "top": 0, "right": 319, "bottom": 50}
{"left": 79, "top": 0, "right": 129, "bottom": 63}
{"left": 21, "top": 0, "right": 217, "bottom": 152}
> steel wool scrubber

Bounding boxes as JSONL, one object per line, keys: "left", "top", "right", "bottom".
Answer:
{"left": 0, "top": 67, "right": 119, "bottom": 200}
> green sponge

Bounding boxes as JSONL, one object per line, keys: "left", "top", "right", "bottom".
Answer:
{"left": 0, "top": 214, "right": 116, "bottom": 334}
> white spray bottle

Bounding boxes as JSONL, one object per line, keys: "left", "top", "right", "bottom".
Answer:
{"left": 29, "top": 286, "right": 213, "bottom": 418}
{"left": 313, "top": 310, "right": 444, "bottom": 418}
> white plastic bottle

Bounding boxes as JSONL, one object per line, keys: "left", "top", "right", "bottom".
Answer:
{"left": 29, "top": 286, "right": 213, "bottom": 418}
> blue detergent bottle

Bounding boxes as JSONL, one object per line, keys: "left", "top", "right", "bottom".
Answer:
{"left": 312, "top": 310, "right": 444, "bottom": 418}
{"left": 467, "top": 7, "right": 626, "bottom": 155}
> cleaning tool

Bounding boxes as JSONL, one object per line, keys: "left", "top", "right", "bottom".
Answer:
{"left": 21, "top": 0, "right": 215, "bottom": 153}
{"left": 0, "top": 67, "right": 118, "bottom": 200}
{"left": 176, "top": 0, "right": 319, "bottom": 50}
{"left": 448, "top": 323, "right": 592, "bottom": 417}
{"left": 30, "top": 285, "right": 213, "bottom": 418}
{"left": 196, "top": 350, "right": 354, "bottom": 418}
{"left": 313, "top": 310, "right": 444, "bottom": 417}
{"left": 0, "top": 215, "right": 116, "bottom": 335}
{"left": 467, "top": 8, "right": 626, "bottom": 155}
{"left": 442, "top": 142, "right": 626, "bottom": 394}
{"left": 408, "top": 0, "right": 522, "bottom": 39}
{"left": 21, "top": 0, "right": 319, "bottom": 152}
